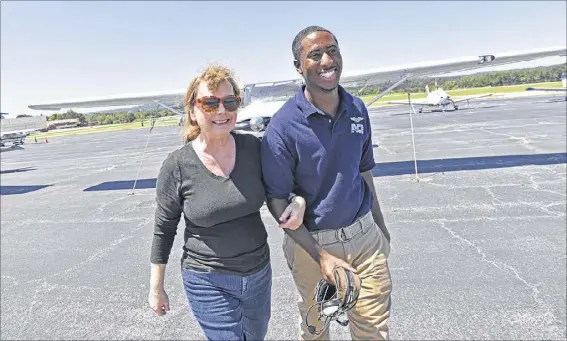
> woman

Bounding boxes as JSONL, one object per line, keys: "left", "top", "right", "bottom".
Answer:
{"left": 148, "top": 64, "right": 306, "bottom": 341}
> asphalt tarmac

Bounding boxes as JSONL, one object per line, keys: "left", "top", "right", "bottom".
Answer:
{"left": 1, "top": 94, "right": 566, "bottom": 340}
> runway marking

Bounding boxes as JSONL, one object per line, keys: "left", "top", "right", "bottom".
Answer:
{"left": 433, "top": 219, "right": 563, "bottom": 330}
{"left": 478, "top": 129, "right": 537, "bottom": 152}
{"left": 386, "top": 121, "right": 558, "bottom": 138}
{"left": 1, "top": 217, "right": 147, "bottom": 227}
{"left": 88, "top": 195, "right": 132, "bottom": 219}
{"left": 379, "top": 145, "right": 395, "bottom": 155}
{"left": 436, "top": 220, "right": 538, "bottom": 304}
{"left": 395, "top": 214, "right": 565, "bottom": 224}
{"left": 15, "top": 217, "right": 153, "bottom": 285}
{"left": 1, "top": 276, "right": 20, "bottom": 295}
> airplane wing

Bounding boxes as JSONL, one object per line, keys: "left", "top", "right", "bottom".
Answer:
{"left": 27, "top": 46, "right": 566, "bottom": 112}
{"left": 28, "top": 89, "right": 187, "bottom": 112}
{"left": 524, "top": 73, "right": 566, "bottom": 99}
{"left": 452, "top": 93, "right": 493, "bottom": 103}
{"left": 525, "top": 87, "right": 567, "bottom": 92}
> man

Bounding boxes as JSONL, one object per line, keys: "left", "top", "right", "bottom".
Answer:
{"left": 260, "top": 25, "right": 393, "bottom": 340}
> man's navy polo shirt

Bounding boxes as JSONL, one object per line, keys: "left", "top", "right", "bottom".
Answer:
{"left": 260, "top": 84, "right": 376, "bottom": 232}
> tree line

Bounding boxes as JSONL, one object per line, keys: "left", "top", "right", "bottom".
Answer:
{"left": 350, "top": 64, "right": 566, "bottom": 96}
{"left": 46, "top": 109, "right": 177, "bottom": 126}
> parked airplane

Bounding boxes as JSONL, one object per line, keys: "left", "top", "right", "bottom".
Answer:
{"left": 0, "top": 131, "right": 28, "bottom": 147}
{"left": 525, "top": 72, "right": 567, "bottom": 101}
{"left": 0, "top": 126, "right": 47, "bottom": 147}
{"left": 28, "top": 46, "right": 566, "bottom": 139}
{"left": 386, "top": 83, "right": 493, "bottom": 113}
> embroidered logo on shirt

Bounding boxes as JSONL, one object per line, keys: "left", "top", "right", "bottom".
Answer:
{"left": 350, "top": 117, "right": 364, "bottom": 134}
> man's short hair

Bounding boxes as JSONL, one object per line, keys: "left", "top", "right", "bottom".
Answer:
{"left": 292, "top": 25, "right": 339, "bottom": 64}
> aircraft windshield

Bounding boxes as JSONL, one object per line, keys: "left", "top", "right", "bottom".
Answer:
{"left": 245, "top": 81, "right": 302, "bottom": 103}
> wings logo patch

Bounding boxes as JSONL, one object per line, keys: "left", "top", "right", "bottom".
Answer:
{"left": 350, "top": 117, "right": 364, "bottom": 134}
{"left": 350, "top": 117, "right": 364, "bottom": 123}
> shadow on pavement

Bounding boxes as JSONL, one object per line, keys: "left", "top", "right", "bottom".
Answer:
{"left": 372, "top": 152, "right": 566, "bottom": 177}
{"left": 83, "top": 178, "right": 157, "bottom": 192}
{"left": 0, "top": 185, "right": 51, "bottom": 195}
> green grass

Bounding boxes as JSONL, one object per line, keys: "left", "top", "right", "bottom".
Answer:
{"left": 360, "top": 81, "right": 564, "bottom": 106}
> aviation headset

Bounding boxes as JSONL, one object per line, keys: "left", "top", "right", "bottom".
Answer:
{"left": 304, "top": 266, "right": 362, "bottom": 335}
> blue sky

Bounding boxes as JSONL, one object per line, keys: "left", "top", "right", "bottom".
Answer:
{"left": 1, "top": 1, "right": 566, "bottom": 116}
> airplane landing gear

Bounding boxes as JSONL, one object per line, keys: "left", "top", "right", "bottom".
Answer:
{"left": 449, "top": 99, "right": 458, "bottom": 110}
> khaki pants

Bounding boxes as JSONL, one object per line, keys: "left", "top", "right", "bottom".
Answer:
{"left": 282, "top": 211, "right": 392, "bottom": 340}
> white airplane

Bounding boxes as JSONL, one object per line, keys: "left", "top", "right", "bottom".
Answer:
{"left": 28, "top": 46, "right": 566, "bottom": 139}
{"left": 0, "top": 131, "right": 27, "bottom": 148}
{"left": 0, "top": 127, "right": 46, "bottom": 148}
{"left": 525, "top": 72, "right": 567, "bottom": 101}
{"left": 386, "top": 82, "right": 493, "bottom": 113}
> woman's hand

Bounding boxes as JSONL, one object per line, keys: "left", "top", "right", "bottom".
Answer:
{"left": 279, "top": 195, "right": 306, "bottom": 230}
{"left": 149, "top": 263, "right": 169, "bottom": 316}
{"left": 149, "top": 287, "right": 170, "bottom": 316}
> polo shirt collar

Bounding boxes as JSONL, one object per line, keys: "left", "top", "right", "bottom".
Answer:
{"left": 295, "top": 84, "right": 350, "bottom": 118}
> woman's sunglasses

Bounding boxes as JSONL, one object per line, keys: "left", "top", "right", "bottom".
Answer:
{"left": 194, "top": 95, "right": 241, "bottom": 113}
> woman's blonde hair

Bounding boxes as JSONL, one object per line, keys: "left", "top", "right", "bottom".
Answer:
{"left": 183, "top": 64, "right": 241, "bottom": 143}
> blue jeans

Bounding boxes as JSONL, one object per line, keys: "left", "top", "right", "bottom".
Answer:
{"left": 181, "top": 262, "right": 272, "bottom": 341}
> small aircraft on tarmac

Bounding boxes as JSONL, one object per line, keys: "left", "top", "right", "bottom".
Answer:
{"left": 0, "top": 131, "right": 28, "bottom": 148}
{"left": 0, "top": 113, "right": 47, "bottom": 148}
{"left": 386, "top": 83, "right": 493, "bottom": 113}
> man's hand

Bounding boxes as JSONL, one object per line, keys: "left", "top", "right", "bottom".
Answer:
{"left": 279, "top": 195, "right": 306, "bottom": 230}
{"left": 320, "top": 250, "right": 356, "bottom": 285}
{"left": 361, "top": 170, "right": 391, "bottom": 244}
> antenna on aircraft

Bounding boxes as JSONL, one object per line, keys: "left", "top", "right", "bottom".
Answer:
{"left": 405, "top": 80, "right": 421, "bottom": 182}
{"left": 130, "top": 105, "right": 159, "bottom": 195}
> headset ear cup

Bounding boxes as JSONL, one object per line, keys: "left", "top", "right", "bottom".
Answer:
{"left": 321, "top": 298, "right": 341, "bottom": 316}
{"left": 332, "top": 267, "right": 362, "bottom": 309}
{"left": 349, "top": 270, "right": 362, "bottom": 302}
{"left": 315, "top": 279, "right": 333, "bottom": 302}
{"left": 334, "top": 267, "right": 349, "bottom": 307}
